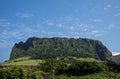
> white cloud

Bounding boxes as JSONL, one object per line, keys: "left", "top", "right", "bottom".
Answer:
{"left": 1, "top": 31, "right": 21, "bottom": 40}
{"left": 62, "top": 16, "right": 74, "bottom": 22}
{"left": 0, "top": 22, "right": 38, "bottom": 42}
{"left": 42, "top": 20, "right": 55, "bottom": 26}
{"left": 112, "top": 52, "right": 120, "bottom": 56}
{"left": 103, "top": 4, "right": 112, "bottom": 11}
{"left": 91, "top": 30, "right": 99, "bottom": 33}
{"left": 69, "top": 26, "right": 75, "bottom": 30}
{"left": 108, "top": 24, "right": 120, "bottom": 29}
{"left": 0, "top": 20, "right": 10, "bottom": 27}
{"left": 41, "top": 30, "right": 63, "bottom": 36}
{"left": 108, "top": 24, "right": 115, "bottom": 29}
{"left": 70, "top": 32, "right": 83, "bottom": 36}
{"left": 23, "top": 27, "right": 38, "bottom": 33}
{"left": 107, "top": 5, "right": 112, "bottom": 8}
{"left": 56, "top": 23, "right": 64, "bottom": 28}
{"left": 0, "top": 16, "right": 106, "bottom": 49}
{"left": 45, "top": 16, "right": 104, "bottom": 37}
{"left": 47, "top": 21, "right": 54, "bottom": 26}
{"left": 103, "top": 8, "right": 107, "bottom": 10}
{"left": 41, "top": 17, "right": 96, "bottom": 37}
{"left": 78, "top": 24, "right": 93, "bottom": 32}
{"left": 86, "top": 30, "right": 104, "bottom": 37}
{"left": 0, "top": 40, "right": 7, "bottom": 48}
{"left": 114, "top": 13, "right": 120, "bottom": 16}
{"left": 16, "top": 13, "right": 34, "bottom": 18}
{"left": 0, "top": 26, "right": 42, "bottom": 49}
{"left": 92, "top": 19, "right": 102, "bottom": 22}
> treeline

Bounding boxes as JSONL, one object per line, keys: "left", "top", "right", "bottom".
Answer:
{"left": 1, "top": 58, "right": 120, "bottom": 79}
{"left": 10, "top": 37, "right": 112, "bottom": 60}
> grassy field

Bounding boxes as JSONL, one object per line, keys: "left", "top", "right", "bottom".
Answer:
{"left": 3, "top": 56, "right": 43, "bottom": 66}
{"left": 3, "top": 60, "right": 43, "bottom": 65}
{"left": 3, "top": 56, "right": 102, "bottom": 66}
{"left": 76, "top": 58, "right": 101, "bottom": 62}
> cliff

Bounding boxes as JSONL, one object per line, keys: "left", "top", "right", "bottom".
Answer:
{"left": 112, "top": 55, "right": 120, "bottom": 64}
{"left": 10, "top": 37, "right": 112, "bottom": 60}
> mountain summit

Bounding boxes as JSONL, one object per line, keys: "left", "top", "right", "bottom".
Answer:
{"left": 10, "top": 37, "right": 112, "bottom": 60}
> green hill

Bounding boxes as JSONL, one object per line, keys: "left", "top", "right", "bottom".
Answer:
{"left": 10, "top": 37, "right": 112, "bottom": 60}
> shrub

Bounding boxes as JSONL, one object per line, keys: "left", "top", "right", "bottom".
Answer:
{"left": 0, "top": 66, "right": 27, "bottom": 79}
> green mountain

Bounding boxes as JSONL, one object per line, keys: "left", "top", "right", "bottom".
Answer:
{"left": 10, "top": 37, "right": 112, "bottom": 60}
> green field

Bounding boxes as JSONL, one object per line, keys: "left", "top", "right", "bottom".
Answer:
{"left": 76, "top": 57, "right": 101, "bottom": 62}
{"left": 3, "top": 57, "right": 43, "bottom": 65}
{"left": 4, "top": 60, "right": 43, "bottom": 65}
{"left": 3, "top": 56, "right": 102, "bottom": 66}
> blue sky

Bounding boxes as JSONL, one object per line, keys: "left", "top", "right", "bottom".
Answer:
{"left": 0, "top": 0, "right": 120, "bottom": 61}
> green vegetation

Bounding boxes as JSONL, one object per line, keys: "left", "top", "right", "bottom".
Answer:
{"left": 4, "top": 59, "right": 42, "bottom": 65}
{"left": 39, "top": 58, "right": 106, "bottom": 76}
{"left": 1, "top": 37, "right": 118, "bottom": 79}
{"left": 1, "top": 66, "right": 120, "bottom": 79}
{"left": 55, "top": 72, "right": 120, "bottom": 79}
{"left": 3, "top": 57, "right": 100, "bottom": 66}
{"left": 10, "top": 37, "right": 112, "bottom": 60}
{"left": 1, "top": 57, "right": 120, "bottom": 79}
{"left": 3, "top": 57, "right": 43, "bottom": 66}
{"left": 0, "top": 66, "right": 27, "bottom": 79}
{"left": 76, "top": 57, "right": 101, "bottom": 62}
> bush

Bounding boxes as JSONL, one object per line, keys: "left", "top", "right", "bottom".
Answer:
{"left": 31, "top": 70, "right": 43, "bottom": 79}
{"left": 106, "top": 61, "right": 120, "bottom": 72}
{"left": 40, "top": 58, "right": 59, "bottom": 73}
{"left": 0, "top": 66, "right": 27, "bottom": 79}
{"left": 56, "top": 61, "right": 105, "bottom": 76}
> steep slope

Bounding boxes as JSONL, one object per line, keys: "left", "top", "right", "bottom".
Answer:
{"left": 112, "top": 55, "right": 120, "bottom": 64}
{"left": 10, "top": 37, "right": 112, "bottom": 60}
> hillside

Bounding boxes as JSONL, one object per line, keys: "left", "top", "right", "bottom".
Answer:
{"left": 4, "top": 56, "right": 101, "bottom": 66}
{"left": 10, "top": 37, "right": 112, "bottom": 60}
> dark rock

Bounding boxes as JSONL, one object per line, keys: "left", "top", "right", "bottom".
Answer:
{"left": 112, "top": 55, "right": 120, "bottom": 64}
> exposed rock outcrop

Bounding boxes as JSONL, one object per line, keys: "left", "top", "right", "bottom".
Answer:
{"left": 10, "top": 37, "right": 112, "bottom": 60}
{"left": 112, "top": 55, "right": 120, "bottom": 64}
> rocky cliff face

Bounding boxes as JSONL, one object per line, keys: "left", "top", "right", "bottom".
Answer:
{"left": 112, "top": 55, "right": 120, "bottom": 64}
{"left": 10, "top": 37, "right": 112, "bottom": 60}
